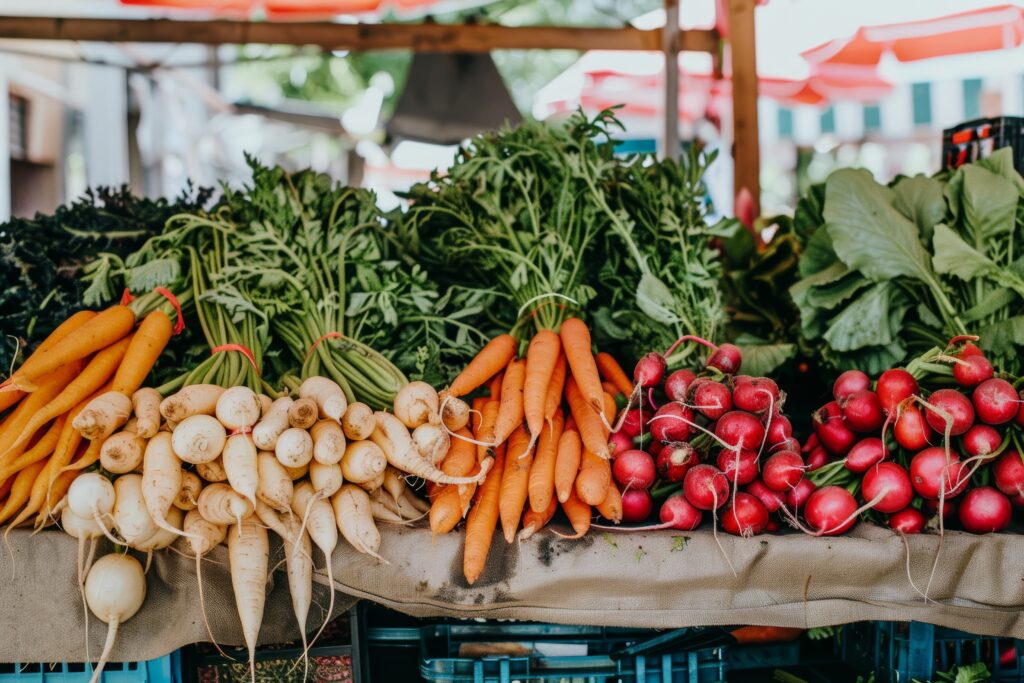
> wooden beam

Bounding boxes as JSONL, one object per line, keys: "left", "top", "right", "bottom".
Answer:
{"left": 0, "top": 16, "right": 719, "bottom": 53}
{"left": 727, "top": 0, "right": 760, "bottom": 215}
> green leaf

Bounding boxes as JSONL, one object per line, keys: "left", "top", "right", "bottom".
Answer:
{"left": 799, "top": 225, "right": 837, "bottom": 277}
{"left": 125, "top": 257, "right": 181, "bottom": 291}
{"left": 976, "top": 147, "right": 1024, "bottom": 195}
{"left": 916, "top": 302, "right": 942, "bottom": 328}
{"left": 932, "top": 223, "right": 994, "bottom": 280}
{"left": 892, "top": 175, "right": 947, "bottom": 241}
{"left": 806, "top": 271, "right": 870, "bottom": 311}
{"left": 635, "top": 272, "right": 680, "bottom": 325}
{"left": 962, "top": 287, "right": 1018, "bottom": 323}
{"left": 734, "top": 341, "right": 796, "bottom": 376}
{"left": 979, "top": 316, "right": 1024, "bottom": 356}
{"left": 823, "top": 282, "right": 905, "bottom": 352}
{"left": 960, "top": 164, "right": 1017, "bottom": 241}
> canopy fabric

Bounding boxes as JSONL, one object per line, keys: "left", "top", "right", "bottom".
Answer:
{"left": 120, "top": 0, "right": 479, "bottom": 18}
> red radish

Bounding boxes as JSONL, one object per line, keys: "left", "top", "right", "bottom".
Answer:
{"left": 657, "top": 443, "right": 695, "bottom": 482}
{"left": 910, "top": 447, "right": 968, "bottom": 500}
{"left": 633, "top": 352, "right": 667, "bottom": 388}
{"left": 888, "top": 508, "right": 926, "bottom": 534}
{"left": 766, "top": 517, "right": 779, "bottom": 532}
{"left": 706, "top": 344, "right": 742, "bottom": 374}
{"left": 612, "top": 449, "right": 656, "bottom": 490}
{"left": 802, "top": 433, "right": 820, "bottom": 454}
{"left": 766, "top": 415, "right": 793, "bottom": 447}
{"left": 715, "top": 411, "right": 765, "bottom": 452}
{"left": 877, "top": 369, "right": 918, "bottom": 415}
{"left": 962, "top": 424, "right": 1002, "bottom": 459}
{"left": 861, "top": 462, "right": 913, "bottom": 513}
{"left": 658, "top": 494, "right": 702, "bottom": 530}
{"left": 953, "top": 354, "right": 993, "bottom": 388}
{"left": 959, "top": 341, "right": 984, "bottom": 358}
{"left": 786, "top": 478, "right": 816, "bottom": 510}
{"left": 621, "top": 489, "right": 654, "bottom": 523}
{"left": 1011, "top": 492, "right": 1024, "bottom": 507}
{"left": 721, "top": 492, "right": 768, "bottom": 537}
{"left": 925, "top": 389, "right": 974, "bottom": 436}
{"left": 833, "top": 370, "right": 870, "bottom": 401}
{"left": 806, "top": 447, "right": 829, "bottom": 472}
{"left": 650, "top": 403, "right": 694, "bottom": 443}
{"left": 692, "top": 381, "right": 732, "bottom": 421}
{"left": 840, "top": 390, "right": 884, "bottom": 433}
{"left": 746, "top": 480, "right": 785, "bottom": 513}
{"left": 771, "top": 437, "right": 801, "bottom": 454}
{"left": 683, "top": 464, "right": 729, "bottom": 510}
{"left": 732, "top": 377, "right": 779, "bottom": 414}
{"left": 618, "top": 409, "right": 644, "bottom": 438}
{"left": 1017, "top": 390, "right": 1024, "bottom": 428}
{"left": 894, "top": 404, "right": 933, "bottom": 451}
{"left": 608, "top": 431, "right": 634, "bottom": 457}
{"left": 804, "top": 486, "right": 859, "bottom": 535}
{"left": 716, "top": 449, "right": 759, "bottom": 486}
{"left": 813, "top": 401, "right": 856, "bottom": 455}
{"left": 992, "top": 451, "right": 1024, "bottom": 497}
{"left": 762, "top": 451, "right": 804, "bottom": 491}
{"left": 664, "top": 370, "right": 696, "bottom": 402}
{"left": 958, "top": 486, "right": 1011, "bottom": 533}
{"left": 972, "top": 378, "right": 1019, "bottom": 425}
{"left": 923, "top": 497, "right": 958, "bottom": 519}
{"left": 845, "top": 438, "right": 886, "bottom": 473}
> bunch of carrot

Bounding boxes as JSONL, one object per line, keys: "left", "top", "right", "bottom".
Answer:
{"left": 0, "top": 298, "right": 177, "bottom": 531}
{"left": 427, "top": 318, "right": 634, "bottom": 585}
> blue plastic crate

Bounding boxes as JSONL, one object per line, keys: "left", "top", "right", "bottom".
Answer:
{"left": 0, "top": 651, "right": 180, "bottom": 683}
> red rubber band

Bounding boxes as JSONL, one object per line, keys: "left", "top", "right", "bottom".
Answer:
{"left": 154, "top": 287, "right": 185, "bottom": 336}
{"left": 306, "top": 331, "right": 343, "bottom": 360}
{"left": 120, "top": 289, "right": 136, "bottom": 306}
{"left": 211, "top": 344, "right": 260, "bottom": 376}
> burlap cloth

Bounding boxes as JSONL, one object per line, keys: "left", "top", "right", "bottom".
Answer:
{"left": 3, "top": 522, "right": 1023, "bottom": 663}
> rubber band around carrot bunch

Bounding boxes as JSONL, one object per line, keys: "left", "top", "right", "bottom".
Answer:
{"left": 120, "top": 287, "right": 186, "bottom": 335}
{"left": 211, "top": 344, "right": 260, "bottom": 376}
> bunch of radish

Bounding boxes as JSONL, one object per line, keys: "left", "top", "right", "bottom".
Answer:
{"left": 801, "top": 338, "right": 1024, "bottom": 538}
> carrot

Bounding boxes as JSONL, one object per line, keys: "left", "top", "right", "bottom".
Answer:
{"left": 111, "top": 310, "right": 173, "bottom": 394}
{"left": 543, "top": 352, "right": 567, "bottom": 426}
{"left": 601, "top": 382, "right": 622, "bottom": 399}
{"left": 6, "top": 305, "right": 135, "bottom": 390}
{"left": 565, "top": 377, "right": 610, "bottom": 459}
{"left": 44, "top": 384, "right": 111, "bottom": 495}
{"left": 489, "top": 359, "right": 525, "bottom": 446}
{"left": 554, "top": 427, "right": 582, "bottom": 504}
{"left": 0, "top": 390, "right": 23, "bottom": 414}
{"left": 0, "top": 416, "right": 64, "bottom": 484}
{"left": 523, "top": 330, "right": 561, "bottom": 449}
{"left": 603, "top": 392, "right": 617, "bottom": 426}
{"left": 488, "top": 372, "right": 504, "bottom": 401}
{"left": 470, "top": 397, "right": 488, "bottom": 433}
{"left": 560, "top": 489, "right": 591, "bottom": 539}
{"left": 441, "top": 429, "right": 478, "bottom": 477}
{"left": 528, "top": 409, "right": 564, "bottom": 514}
{"left": 463, "top": 444, "right": 506, "bottom": 585}
{"left": 519, "top": 496, "right": 557, "bottom": 541}
{"left": 6, "top": 453, "right": 61, "bottom": 528}
{"left": 499, "top": 426, "right": 533, "bottom": 543}
{"left": 575, "top": 448, "right": 612, "bottom": 506}
{"left": 0, "top": 360, "right": 83, "bottom": 458}
{"left": 475, "top": 400, "right": 500, "bottom": 465}
{"left": 0, "top": 476, "right": 12, "bottom": 502}
{"left": 62, "top": 433, "right": 104, "bottom": 473}
{"left": 0, "top": 310, "right": 95, "bottom": 393}
{"left": 36, "top": 454, "right": 86, "bottom": 528}
{"left": 596, "top": 352, "right": 633, "bottom": 396}
{"left": 448, "top": 334, "right": 518, "bottom": 399}
{"left": 559, "top": 318, "right": 605, "bottom": 418}
{"left": 429, "top": 485, "right": 465, "bottom": 535}
{"left": 0, "top": 458, "right": 47, "bottom": 524}
{"left": 595, "top": 483, "right": 623, "bottom": 523}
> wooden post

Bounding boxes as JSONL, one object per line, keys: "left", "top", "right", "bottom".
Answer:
{"left": 727, "top": 0, "right": 760, "bottom": 215}
{"left": 663, "top": 0, "right": 680, "bottom": 160}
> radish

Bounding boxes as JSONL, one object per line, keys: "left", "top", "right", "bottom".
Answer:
{"left": 888, "top": 508, "right": 926, "bottom": 534}
{"left": 649, "top": 403, "right": 694, "bottom": 443}
{"left": 658, "top": 494, "right": 702, "bottom": 530}
{"left": 993, "top": 451, "right": 1024, "bottom": 496}
{"left": 617, "top": 409, "right": 644, "bottom": 438}
{"left": 771, "top": 437, "right": 801, "bottom": 454}
{"left": 721, "top": 492, "right": 768, "bottom": 536}
{"left": 393, "top": 381, "right": 439, "bottom": 429}
{"left": 228, "top": 517, "right": 270, "bottom": 683}
{"left": 716, "top": 449, "right": 759, "bottom": 486}
{"left": 746, "top": 480, "right": 785, "bottom": 513}
{"left": 861, "top": 462, "right": 913, "bottom": 513}
{"left": 634, "top": 352, "right": 667, "bottom": 388}
{"left": 692, "top": 381, "right": 732, "bottom": 421}
{"left": 925, "top": 389, "right": 974, "bottom": 436}
{"left": 804, "top": 486, "right": 858, "bottom": 535}
{"left": 962, "top": 424, "right": 1003, "bottom": 459}
{"left": 785, "top": 478, "right": 816, "bottom": 510}
{"left": 621, "top": 489, "right": 653, "bottom": 523}
{"left": 706, "top": 343, "right": 742, "bottom": 374}
{"left": 894, "top": 405, "right": 933, "bottom": 451}
{"left": 762, "top": 451, "right": 804, "bottom": 491}
{"left": 923, "top": 497, "right": 958, "bottom": 519}
{"left": 67, "top": 473, "right": 117, "bottom": 542}
{"left": 765, "top": 415, "right": 793, "bottom": 448}
{"left": 876, "top": 369, "right": 918, "bottom": 414}
{"left": 656, "top": 443, "right": 695, "bottom": 482}
{"left": 1017, "top": 390, "right": 1024, "bottom": 428}
{"left": 806, "top": 447, "right": 828, "bottom": 472}
{"left": 715, "top": 412, "right": 765, "bottom": 452}
{"left": 958, "top": 486, "right": 1011, "bottom": 533}
{"left": 732, "top": 377, "right": 778, "bottom": 414}
{"left": 840, "top": 390, "right": 884, "bottom": 433}
{"left": 813, "top": 402, "right": 856, "bottom": 455}
{"left": 845, "top": 438, "right": 886, "bottom": 473}
{"left": 972, "top": 378, "right": 1018, "bottom": 425}
{"left": 954, "top": 354, "right": 993, "bottom": 388}
{"left": 1011, "top": 492, "right": 1024, "bottom": 507}
{"left": 84, "top": 553, "right": 147, "bottom": 683}
{"left": 910, "top": 447, "right": 968, "bottom": 500}
{"left": 664, "top": 369, "right": 696, "bottom": 402}
{"left": 215, "top": 386, "right": 263, "bottom": 433}
{"left": 683, "top": 464, "right": 729, "bottom": 510}
{"left": 833, "top": 370, "right": 870, "bottom": 401}
{"left": 608, "top": 431, "right": 634, "bottom": 458}
{"left": 612, "top": 449, "right": 656, "bottom": 490}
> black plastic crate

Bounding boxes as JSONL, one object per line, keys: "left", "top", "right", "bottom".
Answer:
{"left": 942, "top": 117, "right": 1024, "bottom": 173}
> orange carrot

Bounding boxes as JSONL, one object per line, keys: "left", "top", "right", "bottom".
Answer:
{"left": 603, "top": 392, "right": 617, "bottom": 426}
{"left": 429, "top": 485, "right": 465, "bottom": 535}
{"left": 470, "top": 397, "right": 488, "bottom": 433}
{"left": 601, "top": 381, "right": 621, "bottom": 399}
{"left": 60, "top": 434, "right": 104, "bottom": 474}
{"left": 595, "top": 483, "right": 623, "bottom": 523}
{"left": 489, "top": 359, "right": 525, "bottom": 446}
{"left": 475, "top": 400, "right": 500, "bottom": 465}
{"left": 0, "top": 360, "right": 83, "bottom": 458}
{"left": 499, "top": 426, "right": 533, "bottom": 543}
{"left": 0, "top": 391, "right": 23, "bottom": 414}
{"left": 448, "top": 334, "right": 518, "bottom": 398}
{"left": 523, "top": 330, "right": 561, "bottom": 448}
{"left": 0, "top": 416, "right": 64, "bottom": 484}
{"left": 520, "top": 496, "right": 557, "bottom": 540}
{"left": 543, "top": 352, "right": 567, "bottom": 426}
{"left": 575, "top": 448, "right": 612, "bottom": 506}
{"left": 441, "top": 429, "right": 478, "bottom": 477}
{"left": 554, "top": 427, "right": 582, "bottom": 504}
{"left": 0, "top": 310, "right": 95, "bottom": 393}
{"left": 560, "top": 489, "right": 591, "bottom": 539}
{"left": 6, "top": 451, "right": 63, "bottom": 528}
{"left": 0, "top": 476, "right": 12, "bottom": 502}
{"left": 0, "top": 458, "right": 47, "bottom": 524}
{"left": 565, "top": 377, "right": 610, "bottom": 459}
{"left": 596, "top": 352, "right": 634, "bottom": 396}
{"left": 528, "top": 409, "right": 564, "bottom": 514}
{"left": 44, "top": 383, "right": 111, "bottom": 494}
{"left": 37, "top": 447, "right": 91, "bottom": 527}
{"left": 488, "top": 372, "right": 504, "bottom": 401}
{"left": 559, "top": 318, "right": 605, "bottom": 417}
{"left": 464, "top": 444, "right": 506, "bottom": 585}
{"left": 111, "top": 310, "right": 173, "bottom": 394}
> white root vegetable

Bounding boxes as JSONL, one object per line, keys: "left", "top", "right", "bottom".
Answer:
{"left": 441, "top": 396, "right": 470, "bottom": 432}
{"left": 283, "top": 462, "right": 309, "bottom": 481}
{"left": 287, "top": 398, "right": 319, "bottom": 430}
{"left": 215, "top": 386, "right": 263, "bottom": 433}
{"left": 340, "top": 440, "right": 387, "bottom": 484}
{"left": 310, "top": 420, "right": 345, "bottom": 465}
{"left": 160, "top": 384, "right": 225, "bottom": 422}
{"left": 183, "top": 509, "right": 228, "bottom": 651}
{"left": 276, "top": 428, "right": 313, "bottom": 468}
{"left": 412, "top": 423, "right": 449, "bottom": 465}
{"left": 197, "top": 483, "right": 254, "bottom": 527}
{"left": 112, "top": 474, "right": 158, "bottom": 546}
{"left": 291, "top": 482, "right": 338, "bottom": 656}
{"left": 299, "top": 376, "right": 348, "bottom": 422}
{"left": 401, "top": 489, "right": 430, "bottom": 514}
{"left": 67, "top": 472, "right": 117, "bottom": 542}
{"left": 161, "top": 419, "right": 177, "bottom": 433}
{"left": 121, "top": 417, "right": 139, "bottom": 435}
{"left": 341, "top": 402, "right": 374, "bottom": 441}
{"left": 196, "top": 457, "right": 228, "bottom": 482}
{"left": 252, "top": 397, "right": 293, "bottom": 450}
{"left": 332, "top": 484, "right": 384, "bottom": 560}
{"left": 256, "top": 451, "right": 293, "bottom": 513}
{"left": 135, "top": 506, "right": 184, "bottom": 551}
{"left": 172, "top": 414, "right": 227, "bottom": 465}
{"left": 309, "top": 462, "right": 344, "bottom": 499}
{"left": 358, "top": 473, "right": 385, "bottom": 492}
{"left": 382, "top": 467, "right": 406, "bottom": 504}
{"left": 100, "top": 432, "right": 146, "bottom": 474}
{"left": 393, "top": 381, "right": 440, "bottom": 429}
{"left": 370, "top": 412, "right": 482, "bottom": 485}
{"left": 227, "top": 517, "right": 269, "bottom": 683}
{"left": 131, "top": 388, "right": 162, "bottom": 439}
{"left": 174, "top": 471, "right": 202, "bottom": 511}
{"left": 368, "top": 491, "right": 407, "bottom": 524}
{"left": 393, "top": 490, "right": 426, "bottom": 520}
{"left": 141, "top": 432, "right": 185, "bottom": 536}
{"left": 84, "top": 553, "right": 146, "bottom": 683}
{"left": 73, "top": 391, "right": 132, "bottom": 441}
{"left": 223, "top": 434, "right": 259, "bottom": 508}
{"left": 257, "top": 394, "right": 274, "bottom": 417}
{"left": 62, "top": 507, "right": 103, "bottom": 637}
